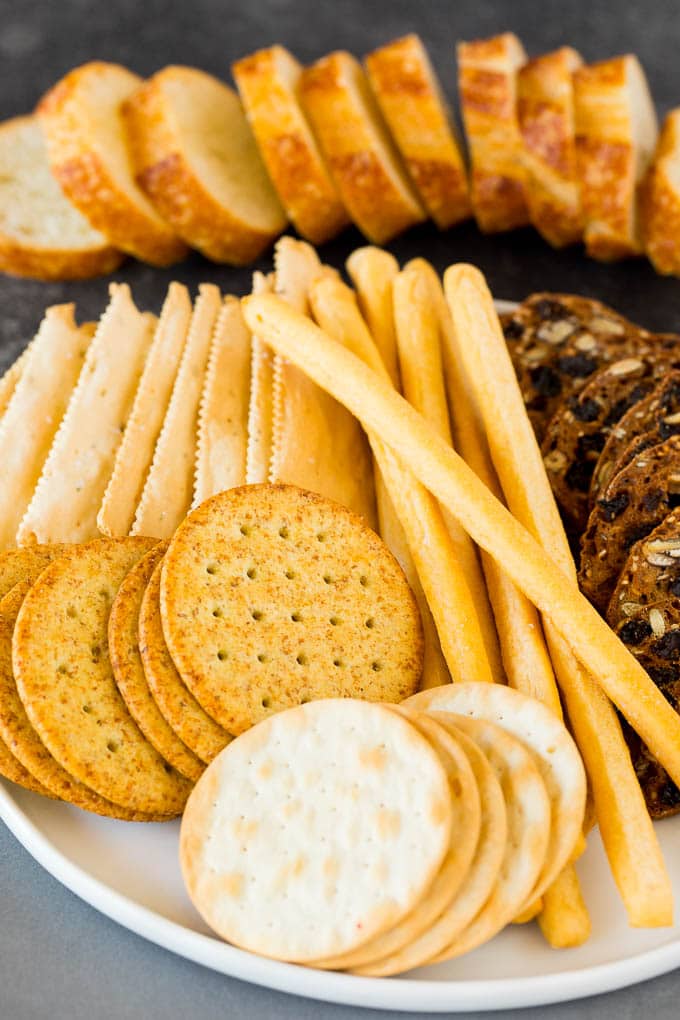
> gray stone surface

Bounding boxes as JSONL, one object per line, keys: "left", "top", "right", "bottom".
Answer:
{"left": 2, "top": 0, "right": 680, "bottom": 1016}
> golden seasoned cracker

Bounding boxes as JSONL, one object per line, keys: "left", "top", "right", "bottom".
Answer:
{"left": 0, "top": 305, "right": 91, "bottom": 550}
{"left": 131, "top": 285, "right": 221, "bottom": 538}
{"left": 161, "top": 485, "right": 423, "bottom": 736}
{"left": 17, "top": 284, "right": 156, "bottom": 545}
{"left": 109, "top": 544, "right": 203, "bottom": 781}
{"left": 0, "top": 725, "right": 53, "bottom": 797}
{"left": 139, "top": 558, "right": 231, "bottom": 763}
{"left": 270, "top": 237, "right": 376, "bottom": 526}
{"left": 193, "top": 297, "right": 250, "bottom": 506}
{"left": 180, "top": 699, "right": 451, "bottom": 962}
{"left": 13, "top": 537, "right": 191, "bottom": 816}
{"left": 98, "top": 282, "right": 192, "bottom": 537}
{"left": 0, "top": 544, "right": 65, "bottom": 601}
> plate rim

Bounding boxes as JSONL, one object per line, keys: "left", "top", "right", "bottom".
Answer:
{"left": 3, "top": 297, "right": 680, "bottom": 1011}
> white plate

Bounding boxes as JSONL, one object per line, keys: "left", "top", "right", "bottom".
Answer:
{"left": 2, "top": 298, "right": 680, "bottom": 1012}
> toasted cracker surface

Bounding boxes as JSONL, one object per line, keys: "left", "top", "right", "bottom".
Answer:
{"left": 161, "top": 484, "right": 423, "bottom": 735}
{"left": 109, "top": 544, "right": 203, "bottom": 782}
{"left": 139, "top": 558, "right": 231, "bottom": 763}
{"left": 180, "top": 698, "right": 451, "bottom": 962}
{"left": 13, "top": 537, "right": 191, "bottom": 815}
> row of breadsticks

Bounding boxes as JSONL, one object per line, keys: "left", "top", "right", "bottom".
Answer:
{"left": 0, "top": 237, "right": 675, "bottom": 948}
{"left": 5, "top": 31, "right": 680, "bottom": 281}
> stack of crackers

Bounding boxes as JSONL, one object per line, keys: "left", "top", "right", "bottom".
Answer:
{"left": 4, "top": 32, "right": 680, "bottom": 280}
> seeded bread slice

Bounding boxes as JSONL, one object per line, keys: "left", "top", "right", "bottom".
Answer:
{"left": 573, "top": 55, "right": 658, "bottom": 261}
{"left": 0, "top": 115, "right": 123, "bottom": 281}
{"left": 457, "top": 32, "right": 529, "bottom": 233}
{"left": 299, "top": 51, "right": 426, "bottom": 244}
{"left": 232, "top": 46, "right": 348, "bottom": 246}
{"left": 38, "top": 62, "right": 186, "bottom": 267}
{"left": 125, "top": 65, "right": 287, "bottom": 265}
{"left": 642, "top": 109, "right": 680, "bottom": 277}
{"left": 517, "top": 47, "right": 584, "bottom": 248}
{"left": 365, "top": 34, "right": 470, "bottom": 229}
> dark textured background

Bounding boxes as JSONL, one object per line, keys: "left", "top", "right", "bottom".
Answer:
{"left": 2, "top": 0, "right": 680, "bottom": 1016}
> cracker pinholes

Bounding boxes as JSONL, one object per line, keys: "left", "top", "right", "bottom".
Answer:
{"left": 13, "top": 537, "right": 191, "bottom": 816}
{"left": 180, "top": 699, "right": 452, "bottom": 962}
{"left": 161, "top": 485, "right": 423, "bottom": 735}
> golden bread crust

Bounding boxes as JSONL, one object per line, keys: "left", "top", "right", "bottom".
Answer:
{"left": 233, "top": 46, "right": 348, "bottom": 245}
{"left": 299, "top": 51, "right": 425, "bottom": 244}
{"left": 38, "top": 63, "right": 187, "bottom": 267}
{"left": 365, "top": 34, "right": 470, "bottom": 228}
{"left": 642, "top": 109, "right": 680, "bottom": 276}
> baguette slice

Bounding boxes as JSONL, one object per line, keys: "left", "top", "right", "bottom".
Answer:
{"left": 299, "top": 51, "right": 426, "bottom": 244}
{"left": 0, "top": 115, "right": 123, "bottom": 280}
{"left": 125, "top": 65, "right": 287, "bottom": 265}
{"left": 641, "top": 109, "right": 680, "bottom": 276}
{"left": 573, "top": 55, "right": 658, "bottom": 261}
{"left": 38, "top": 62, "right": 187, "bottom": 267}
{"left": 233, "top": 46, "right": 349, "bottom": 245}
{"left": 517, "top": 48, "right": 584, "bottom": 248}
{"left": 458, "top": 32, "right": 530, "bottom": 233}
{"left": 365, "top": 34, "right": 470, "bottom": 229}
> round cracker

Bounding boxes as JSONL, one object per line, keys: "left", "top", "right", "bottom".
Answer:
{"left": 0, "top": 544, "right": 69, "bottom": 601}
{"left": 0, "top": 724, "right": 54, "bottom": 797}
{"left": 13, "top": 537, "right": 192, "bottom": 816}
{"left": 351, "top": 721, "right": 507, "bottom": 976}
{"left": 314, "top": 709, "right": 481, "bottom": 970}
{"left": 109, "top": 545, "right": 204, "bottom": 782}
{"left": 0, "top": 580, "right": 168, "bottom": 821}
{"left": 139, "top": 557, "right": 231, "bottom": 764}
{"left": 405, "top": 682, "right": 586, "bottom": 901}
{"left": 180, "top": 698, "right": 451, "bottom": 963}
{"left": 426, "top": 713, "right": 550, "bottom": 962}
{"left": 162, "top": 485, "right": 423, "bottom": 735}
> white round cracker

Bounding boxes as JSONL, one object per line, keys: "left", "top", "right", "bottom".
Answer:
{"left": 179, "top": 698, "right": 452, "bottom": 963}
{"left": 313, "top": 709, "right": 481, "bottom": 970}
{"left": 404, "top": 682, "right": 586, "bottom": 902}
{"left": 352, "top": 720, "right": 508, "bottom": 976}
{"left": 427, "top": 713, "right": 551, "bottom": 962}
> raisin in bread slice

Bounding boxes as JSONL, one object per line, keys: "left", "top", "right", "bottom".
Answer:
{"left": 38, "top": 62, "right": 186, "bottom": 267}
{"left": 299, "top": 51, "right": 426, "bottom": 244}
{"left": 232, "top": 46, "right": 348, "bottom": 246}
{"left": 125, "top": 65, "right": 287, "bottom": 265}
{"left": 0, "top": 115, "right": 123, "bottom": 280}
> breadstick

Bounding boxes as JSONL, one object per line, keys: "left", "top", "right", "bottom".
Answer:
{"left": 308, "top": 275, "right": 494, "bottom": 686}
{"left": 241, "top": 293, "right": 680, "bottom": 798}
{"left": 345, "top": 247, "right": 401, "bottom": 387}
{"left": 443, "top": 263, "right": 672, "bottom": 927}
{"left": 393, "top": 264, "right": 503, "bottom": 682}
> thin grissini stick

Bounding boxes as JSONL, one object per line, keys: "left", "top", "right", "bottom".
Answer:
{"left": 98, "top": 282, "right": 192, "bottom": 536}
{"left": 345, "top": 247, "right": 401, "bottom": 387}
{"left": 443, "top": 263, "right": 672, "bottom": 928}
{"left": 346, "top": 248, "right": 448, "bottom": 688}
{"left": 245, "top": 272, "right": 275, "bottom": 485}
{"left": 193, "top": 297, "right": 251, "bottom": 505}
{"left": 413, "top": 259, "right": 560, "bottom": 713}
{"left": 393, "top": 264, "right": 503, "bottom": 682}
{"left": 242, "top": 293, "right": 680, "bottom": 796}
{"left": 308, "top": 275, "right": 494, "bottom": 686}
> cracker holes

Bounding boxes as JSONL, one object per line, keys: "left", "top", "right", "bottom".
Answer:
{"left": 284, "top": 569, "right": 295, "bottom": 580}
{"left": 212, "top": 607, "right": 223, "bottom": 618}
{"left": 365, "top": 618, "right": 375, "bottom": 629}
{"left": 296, "top": 654, "right": 308, "bottom": 666}
{"left": 317, "top": 532, "right": 326, "bottom": 543}
{"left": 359, "top": 575, "right": 368, "bottom": 587}
{"left": 261, "top": 697, "right": 272, "bottom": 709}
{"left": 90, "top": 645, "right": 101, "bottom": 663}
{"left": 291, "top": 611, "right": 302, "bottom": 623}
{"left": 217, "top": 649, "right": 228, "bottom": 662}
{"left": 240, "top": 525, "right": 251, "bottom": 536}
{"left": 257, "top": 653, "right": 267, "bottom": 663}
{"left": 329, "top": 616, "right": 339, "bottom": 626}
{"left": 57, "top": 664, "right": 68, "bottom": 675}
{"left": 81, "top": 704, "right": 92, "bottom": 714}
{"left": 333, "top": 658, "right": 343, "bottom": 668}
{"left": 251, "top": 609, "right": 263, "bottom": 621}
{"left": 278, "top": 526, "right": 289, "bottom": 539}
{"left": 323, "top": 574, "right": 333, "bottom": 585}
{"left": 206, "top": 562, "right": 219, "bottom": 575}
{"left": 66, "top": 606, "right": 77, "bottom": 619}
{"left": 371, "top": 661, "right": 382, "bottom": 672}
{"left": 246, "top": 567, "right": 257, "bottom": 580}
{"left": 106, "top": 740, "right": 119, "bottom": 753}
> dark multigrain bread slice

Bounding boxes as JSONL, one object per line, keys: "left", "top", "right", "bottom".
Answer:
{"left": 542, "top": 352, "right": 680, "bottom": 538}
{"left": 606, "top": 509, "right": 680, "bottom": 818}
{"left": 501, "top": 292, "right": 650, "bottom": 440}
{"left": 578, "top": 434, "right": 680, "bottom": 613}
{"left": 591, "top": 371, "right": 680, "bottom": 499}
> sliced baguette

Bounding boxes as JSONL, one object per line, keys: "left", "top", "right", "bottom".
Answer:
{"left": 233, "top": 46, "right": 349, "bottom": 245}
{"left": 299, "top": 51, "right": 426, "bottom": 244}
{"left": 517, "top": 47, "right": 584, "bottom": 248}
{"left": 365, "top": 34, "right": 470, "bottom": 229}
{"left": 458, "top": 32, "right": 530, "bottom": 233}
{"left": 573, "top": 55, "right": 658, "bottom": 261}
{"left": 38, "top": 62, "right": 187, "bottom": 267}
{"left": 124, "top": 65, "right": 287, "bottom": 265}
{"left": 641, "top": 109, "right": 680, "bottom": 276}
{"left": 0, "top": 115, "right": 123, "bottom": 280}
